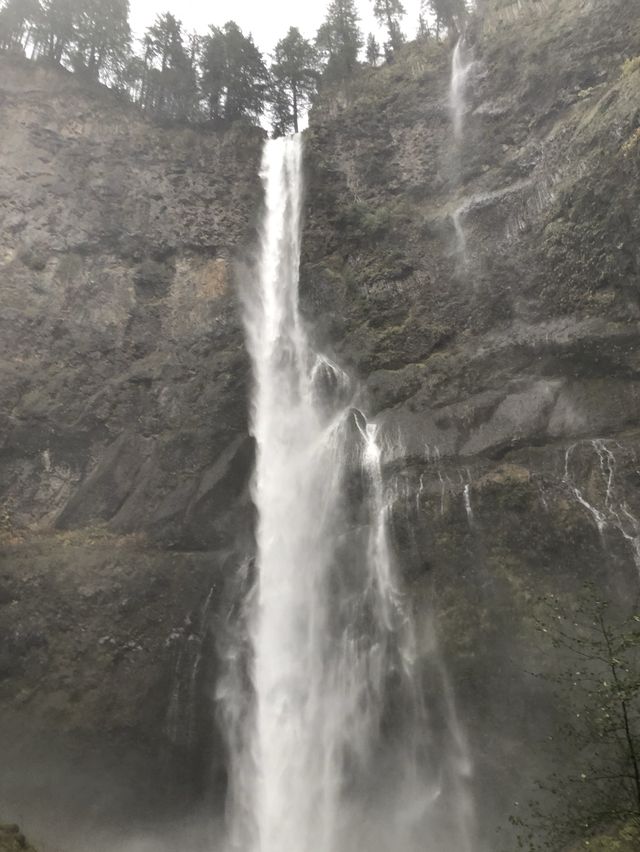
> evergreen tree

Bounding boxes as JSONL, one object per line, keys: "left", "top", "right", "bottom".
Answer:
{"left": 221, "top": 22, "right": 268, "bottom": 121}
{"left": 200, "top": 24, "right": 226, "bottom": 120}
{"left": 416, "top": 13, "right": 430, "bottom": 41}
{"left": 0, "top": 0, "right": 41, "bottom": 52}
{"left": 372, "top": 0, "right": 405, "bottom": 53}
{"left": 269, "top": 27, "right": 317, "bottom": 134}
{"left": 72, "top": 0, "right": 130, "bottom": 80}
{"left": 143, "top": 13, "right": 197, "bottom": 119}
{"left": 427, "top": 0, "right": 467, "bottom": 38}
{"left": 199, "top": 22, "right": 268, "bottom": 122}
{"left": 316, "top": 0, "right": 362, "bottom": 82}
{"left": 33, "top": 0, "right": 77, "bottom": 62}
{"left": 365, "top": 32, "right": 380, "bottom": 66}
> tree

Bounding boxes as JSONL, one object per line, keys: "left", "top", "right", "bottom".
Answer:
{"left": 372, "top": 0, "right": 405, "bottom": 53}
{"left": 426, "top": 0, "right": 467, "bottom": 38}
{"left": 269, "top": 27, "right": 317, "bottom": 135}
{"left": 199, "top": 25, "right": 226, "bottom": 120}
{"left": 511, "top": 588, "right": 640, "bottom": 851}
{"left": 143, "top": 13, "right": 198, "bottom": 119}
{"left": 416, "top": 13, "right": 430, "bottom": 41}
{"left": 0, "top": 0, "right": 41, "bottom": 52}
{"left": 365, "top": 33, "right": 380, "bottom": 66}
{"left": 33, "top": 0, "right": 77, "bottom": 62}
{"left": 72, "top": 0, "right": 130, "bottom": 80}
{"left": 199, "top": 22, "right": 268, "bottom": 123}
{"left": 316, "top": 0, "right": 362, "bottom": 82}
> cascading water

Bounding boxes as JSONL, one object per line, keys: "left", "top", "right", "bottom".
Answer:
{"left": 221, "top": 134, "right": 475, "bottom": 852}
{"left": 449, "top": 37, "right": 474, "bottom": 272}
{"left": 450, "top": 37, "right": 472, "bottom": 143}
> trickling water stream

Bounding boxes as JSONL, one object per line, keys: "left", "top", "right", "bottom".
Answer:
{"left": 450, "top": 37, "right": 473, "bottom": 143}
{"left": 449, "top": 37, "right": 474, "bottom": 272}
{"left": 221, "top": 135, "right": 475, "bottom": 852}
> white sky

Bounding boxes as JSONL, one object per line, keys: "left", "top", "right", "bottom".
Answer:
{"left": 129, "top": 0, "right": 424, "bottom": 56}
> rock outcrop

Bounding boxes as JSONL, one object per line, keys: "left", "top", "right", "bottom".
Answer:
{"left": 302, "top": 0, "right": 640, "bottom": 842}
{"left": 0, "top": 55, "right": 262, "bottom": 846}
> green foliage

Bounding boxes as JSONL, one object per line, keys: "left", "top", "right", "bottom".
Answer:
{"left": 138, "top": 13, "right": 197, "bottom": 119}
{"left": 71, "top": 0, "right": 130, "bottom": 79}
{"left": 217, "top": 22, "right": 267, "bottom": 121}
{"left": 621, "top": 56, "right": 640, "bottom": 76}
{"left": 0, "top": 0, "right": 40, "bottom": 51}
{"left": 199, "top": 22, "right": 268, "bottom": 122}
{"left": 425, "top": 0, "right": 467, "bottom": 37}
{"left": 372, "top": 0, "right": 406, "bottom": 53}
{"left": 366, "top": 32, "right": 381, "bottom": 65}
{"left": 509, "top": 586, "right": 640, "bottom": 851}
{"left": 270, "top": 27, "right": 317, "bottom": 135}
{"left": 336, "top": 201, "right": 393, "bottom": 243}
{"left": 316, "top": 0, "right": 363, "bottom": 82}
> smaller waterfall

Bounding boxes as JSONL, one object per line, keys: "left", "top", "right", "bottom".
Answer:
{"left": 450, "top": 37, "right": 473, "bottom": 143}
{"left": 463, "top": 483, "right": 474, "bottom": 526}
{"left": 564, "top": 440, "right": 640, "bottom": 573}
{"left": 449, "top": 37, "right": 474, "bottom": 273}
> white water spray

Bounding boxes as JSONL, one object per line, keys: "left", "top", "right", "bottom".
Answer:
{"left": 223, "top": 135, "right": 475, "bottom": 852}
{"left": 564, "top": 439, "right": 640, "bottom": 573}
{"left": 450, "top": 37, "right": 473, "bottom": 142}
{"left": 449, "top": 38, "right": 474, "bottom": 271}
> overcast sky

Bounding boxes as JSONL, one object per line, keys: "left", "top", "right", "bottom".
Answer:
{"left": 129, "top": 0, "right": 424, "bottom": 56}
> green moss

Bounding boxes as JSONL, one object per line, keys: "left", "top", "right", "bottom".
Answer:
{"left": 621, "top": 55, "right": 640, "bottom": 76}
{"left": 0, "top": 823, "right": 38, "bottom": 852}
{"left": 572, "top": 819, "right": 640, "bottom": 850}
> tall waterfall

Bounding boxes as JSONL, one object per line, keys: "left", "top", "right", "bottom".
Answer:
{"left": 450, "top": 37, "right": 472, "bottom": 142}
{"left": 222, "top": 135, "right": 475, "bottom": 852}
{"left": 450, "top": 37, "right": 474, "bottom": 272}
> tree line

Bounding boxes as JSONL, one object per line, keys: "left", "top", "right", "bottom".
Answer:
{"left": 0, "top": 0, "right": 468, "bottom": 133}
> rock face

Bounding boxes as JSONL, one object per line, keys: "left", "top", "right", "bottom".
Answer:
{"left": 0, "top": 56, "right": 262, "bottom": 846}
{"left": 301, "top": 0, "right": 640, "bottom": 843}
{"left": 1, "top": 0, "right": 640, "bottom": 847}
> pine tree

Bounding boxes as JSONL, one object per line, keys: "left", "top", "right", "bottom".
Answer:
{"left": 372, "top": 0, "right": 405, "bottom": 53}
{"left": 416, "top": 13, "right": 430, "bottom": 41}
{"left": 427, "top": 0, "right": 467, "bottom": 38}
{"left": 0, "top": 0, "right": 41, "bottom": 52}
{"left": 221, "top": 22, "right": 268, "bottom": 121}
{"left": 33, "top": 0, "right": 77, "bottom": 63}
{"left": 143, "top": 13, "right": 197, "bottom": 120}
{"left": 199, "top": 22, "right": 268, "bottom": 123}
{"left": 316, "top": 0, "right": 362, "bottom": 82}
{"left": 365, "top": 32, "right": 380, "bottom": 66}
{"left": 72, "top": 0, "right": 130, "bottom": 80}
{"left": 200, "top": 25, "right": 226, "bottom": 120}
{"left": 269, "top": 27, "right": 317, "bottom": 134}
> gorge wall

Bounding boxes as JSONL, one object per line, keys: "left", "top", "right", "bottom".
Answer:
{"left": 0, "top": 0, "right": 639, "bottom": 848}
{"left": 301, "top": 0, "right": 640, "bottom": 841}
{"left": 0, "top": 56, "right": 263, "bottom": 846}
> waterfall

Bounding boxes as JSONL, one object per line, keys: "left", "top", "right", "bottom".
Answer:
{"left": 450, "top": 37, "right": 472, "bottom": 143}
{"left": 450, "top": 37, "right": 473, "bottom": 272}
{"left": 222, "top": 135, "right": 475, "bottom": 852}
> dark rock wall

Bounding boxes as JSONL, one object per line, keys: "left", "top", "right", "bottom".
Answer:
{"left": 302, "top": 0, "right": 640, "bottom": 843}
{"left": 0, "top": 56, "right": 262, "bottom": 843}
{"left": 1, "top": 0, "right": 640, "bottom": 846}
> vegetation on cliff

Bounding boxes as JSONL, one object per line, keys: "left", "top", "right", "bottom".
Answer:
{"left": 0, "top": 823, "right": 37, "bottom": 852}
{"left": 0, "top": 0, "right": 467, "bottom": 131}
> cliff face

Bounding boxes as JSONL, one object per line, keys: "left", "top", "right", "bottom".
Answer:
{"left": 1, "top": 0, "right": 640, "bottom": 847}
{"left": 302, "top": 0, "right": 640, "bottom": 841}
{"left": 0, "top": 57, "right": 262, "bottom": 843}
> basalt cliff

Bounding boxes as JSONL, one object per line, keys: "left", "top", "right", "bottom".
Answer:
{"left": 1, "top": 0, "right": 639, "bottom": 848}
